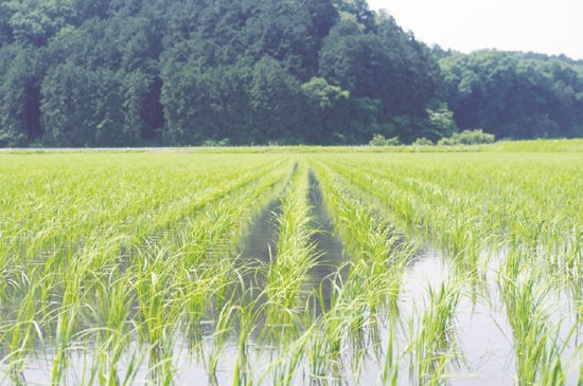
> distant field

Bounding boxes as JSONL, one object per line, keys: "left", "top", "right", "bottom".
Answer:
{"left": 490, "top": 138, "right": 583, "bottom": 152}
{"left": 0, "top": 147, "right": 581, "bottom": 385}
{"left": 1, "top": 138, "right": 582, "bottom": 154}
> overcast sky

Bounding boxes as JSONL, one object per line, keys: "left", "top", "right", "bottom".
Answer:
{"left": 367, "top": 0, "right": 583, "bottom": 60}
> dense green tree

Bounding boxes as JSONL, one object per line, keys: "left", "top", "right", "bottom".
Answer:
{"left": 440, "top": 50, "right": 583, "bottom": 139}
{"left": 333, "top": 0, "right": 375, "bottom": 32}
{"left": 0, "top": 0, "right": 448, "bottom": 147}
{"left": 301, "top": 77, "right": 349, "bottom": 142}
{"left": 319, "top": 12, "right": 442, "bottom": 142}
{"left": 41, "top": 63, "right": 143, "bottom": 146}
{"left": 0, "top": 1, "right": 15, "bottom": 47}
{"left": 72, "top": 0, "right": 111, "bottom": 20}
{"left": 249, "top": 56, "right": 306, "bottom": 143}
{"left": 303, "top": 0, "right": 338, "bottom": 41}
{"left": 423, "top": 104, "right": 457, "bottom": 141}
{"left": 38, "top": 15, "right": 162, "bottom": 146}
{"left": 0, "top": 44, "right": 43, "bottom": 146}
{"left": 4, "top": 0, "right": 77, "bottom": 47}
{"left": 160, "top": 62, "right": 250, "bottom": 145}
{"left": 3, "top": 0, "right": 579, "bottom": 148}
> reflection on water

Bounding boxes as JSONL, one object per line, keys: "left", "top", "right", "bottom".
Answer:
{"left": 453, "top": 296, "right": 515, "bottom": 385}
{"left": 1, "top": 241, "right": 580, "bottom": 384}
{"left": 399, "top": 247, "right": 580, "bottom": 386}
{"left": 307, "top": 171, "right": 351, "bottom": 314}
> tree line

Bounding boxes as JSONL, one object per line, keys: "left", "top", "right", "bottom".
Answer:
{"left": 437, "top": 49, "right": 583, "bottom": 140}
{"left": 0, "top": 0, "right": 581, "bottom": 147}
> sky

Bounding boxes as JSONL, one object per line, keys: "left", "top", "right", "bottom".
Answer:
{"left": 367, "top": 0, "right": 583, "bottom": 60}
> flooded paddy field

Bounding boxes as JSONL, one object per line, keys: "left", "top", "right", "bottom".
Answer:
{"left": 0, "top": 149, "right": 581, "bottom": 385}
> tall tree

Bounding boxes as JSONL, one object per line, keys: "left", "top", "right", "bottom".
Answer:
{"left": 0, "top": 44, "right": 43, "bottom": 146}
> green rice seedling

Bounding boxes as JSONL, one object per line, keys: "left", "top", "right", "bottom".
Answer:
{"left": 227, "top": 263, "right": 278, "bottom": 386}
{"left": 305, "top": 159, "right": 416, "bottom": 383}
{"left": 0, "top": 272, "right": 46, "bottom": 384}
{"left": 144, "top": 335, "right": 176, "bottom": 386}
{"left": 310, "top": 151, "right": 580, "bottom": 383}
{"left": 81, "top": 285, "right": 134, "bottom": 384}
{"left": 160, "top": 162, "right": 294, "bottom": 382}
{"left": 263, "top": 163, "right": 318, "bottom": 340}
{"left": 0, "top": 152, "right": 283, "bottom": 383}
{"left": 1, "top": 149, "right": 580, "bottom": 384}
{"left": 0, "top": 153, "right": 285, "bottom": 272}
{"left": 57, "top": 155, "right": 290, "bottom": 382}
{"left": 130, "top": 245, "right": 186, "bottom": 380}
{"left": 77, "top": 326, "right": 144, "bottom": 386}
{"left": 231, "top": 303, "right": 254, "bottom": 385}
{"left": 202, "top": 297, "right": 238, "bottom": 381}
{"left": 84, "top": 267, "right": 133, "bottom": 338}
{"left": 408, "top": 280, "right": 461, "bottom": 386}
{"left": 49, "top": 245, "right": 108, "bottom": 383}
{"left": 320, "top": 152, "right": 580, "bottom": 290}
{"left": 381, "top": 317, "right": 399, "bottom": 386}
{"left": 318, "top": 157, "right": 486, "bottom": 279}
{"left": 174, "top": 164, "right": 292, "bottom": 319}
{"left": 311, "top": 159, "right": 415, "bottom": 304}
{"left": 498, "top": 264, "right": 568, "bottom": 385}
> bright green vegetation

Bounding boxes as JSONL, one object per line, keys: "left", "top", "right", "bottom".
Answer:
{"left": 0, "top": 149, "right": 581, "bottom": 385}
{"left": 491, "top": 138, "right": 583, "bottom": 153}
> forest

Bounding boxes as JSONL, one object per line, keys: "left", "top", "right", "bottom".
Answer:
{"left": 0, "top": 0, "right": 582, "bottom": 147}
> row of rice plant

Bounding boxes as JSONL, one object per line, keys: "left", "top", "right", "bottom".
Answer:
{"left": 1, "top": 150, "right": 581, "bottom": 384}
{"left": 0, "top": 153, "right": 294, "bottom": 384}
{"left": 313, "top": 152, "right": 581, "bottom": 385}
{"left": 320, "top": 153, "right": 581, "bottom": 278}
{"left": 305, "top": 158, "right": 418, "bottom": 384}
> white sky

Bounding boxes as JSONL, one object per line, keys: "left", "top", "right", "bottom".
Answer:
{"left": 367, "top": 0, "right": 583, "bottom": 60}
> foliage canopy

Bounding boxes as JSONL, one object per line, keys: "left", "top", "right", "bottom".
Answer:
{"left": 0, "top": 1, "right": 582, "bottom": 147}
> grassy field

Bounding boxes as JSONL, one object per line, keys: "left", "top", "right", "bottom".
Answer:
{"left": 0, "top": 141, "right": 581, "bottom": 385}
{"left": 490, "top": 138, "right": 583, "bottom": 152}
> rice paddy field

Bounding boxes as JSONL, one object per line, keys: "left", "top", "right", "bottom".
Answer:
{"left": 0, "top": 143, "right": 581, "bottom": 385}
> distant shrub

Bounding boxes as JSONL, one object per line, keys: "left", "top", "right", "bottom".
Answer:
{"left": 425, "top": 104, "right": 457, "bottom": 139}
{"left": 412, "top": 137, "right": 434, "bottom": 146}
{"left": 455, "top": 129, "right": 495, "bottom": 145}
{"left": 369, "top": 134, "right": 401, "bottom": 146}
{"left": 202, "top": 138, "right": 230, "bottom": 147}
{"left": 437, "top": 129, "right": 495, "bottom": 146}
{"left": 437, "top": 136, "right": 457, "bottom": 146}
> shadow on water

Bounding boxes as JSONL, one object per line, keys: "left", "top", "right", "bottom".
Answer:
{"left": 307, "top": 171, "right": 350, "bottom": 313}
{"left": 239, "top": 199, "right": 281, "bottom": 265}
{"left": 238, "top": 161, "right": 298, "bottom": 266}
{"left": 230, "top": 197, "right": 282, "bottom": 320}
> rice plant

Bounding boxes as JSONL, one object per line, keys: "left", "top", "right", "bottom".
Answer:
{"left": 0, "top": 148, "right": 580, "bottom": 385}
